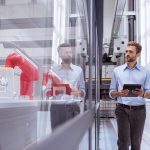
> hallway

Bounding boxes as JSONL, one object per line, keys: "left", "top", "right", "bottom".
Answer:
{"left": 99, "top": 116, "right": 150, "bottom": 150}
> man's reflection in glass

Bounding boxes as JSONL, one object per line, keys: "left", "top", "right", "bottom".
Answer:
{"left": 52, "top": 43, "right": 85, "bottom": 98}
{"left": 42, "top": 43, "right": 85, "bottom": 98}
{"left": 42, "top": 43, "right": 86, "bottom": 130}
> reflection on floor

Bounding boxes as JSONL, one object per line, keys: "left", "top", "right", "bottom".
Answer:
{"left": 99, "top": 118, "right": 117, "bottom": 150}
{"left": 99, "top": 118, "right": 150, "bottom": 150}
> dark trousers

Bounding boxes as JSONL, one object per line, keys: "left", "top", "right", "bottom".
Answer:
{"left": 115, "top": 105, "right": 146, "bottom": 150}
{"left": 51, "top": 104, "right": 80, "bottom": 129}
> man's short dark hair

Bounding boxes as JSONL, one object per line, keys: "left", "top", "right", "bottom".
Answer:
{"left": 127, "top": 41, "right": 142, "bottom": 53}
{"left": 57, "top": 43, "right": 71, "bottom": 52}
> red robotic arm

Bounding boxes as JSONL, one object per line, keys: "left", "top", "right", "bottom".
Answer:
{"left": 42, "top": 70, "right": 73, "bottom": 96}
{"left": 42, "top": 70, "right": 63, "bottom": 86}
{"left": 5, "top": 52, "right": 39, "bottom": 100}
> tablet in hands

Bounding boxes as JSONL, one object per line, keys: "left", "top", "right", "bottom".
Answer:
{"left": 123, "top": 84, "right": 141, "bottom": 97}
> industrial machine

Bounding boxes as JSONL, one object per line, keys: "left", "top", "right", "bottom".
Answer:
{"left": 0, "top": 67, "right": 14, "bottom": 99}
{"left": 4, "top": 42, "right": 39, "bottom": 100}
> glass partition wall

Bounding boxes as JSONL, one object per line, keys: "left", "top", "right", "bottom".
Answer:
{"left": 0, "top": 0, "right": 90, "bottom": 149}
{"left": 0, "top": 0, "right": 89, "bottom": 100}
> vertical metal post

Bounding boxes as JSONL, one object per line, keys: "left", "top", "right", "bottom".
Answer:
{"left": 87, "top": 0, "right": 103, "bottom": 149}
{"left": 128, "top": 0, "right": 135, "bottom": 41}
{"left": 88, "top": 0, "right": 94, "bottom": 149}
{"left": 95, "top": 32, "right": 100, "bottom": 150}
{"left": 88, "top": 0, "right": 94, "bottom": 109}
{"left": 95, "top": 0, "right": 103, "bottom": 149}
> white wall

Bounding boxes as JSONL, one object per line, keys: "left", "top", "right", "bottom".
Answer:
{"left": 138, "top": 0, "right": 150, "bottom": 66}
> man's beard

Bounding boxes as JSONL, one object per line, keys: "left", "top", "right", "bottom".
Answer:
{"left": 126, "top": 56, "right": 136, "bottom": 62}
{"left": 62, "top": 58, "right": 72, "bottom": 64}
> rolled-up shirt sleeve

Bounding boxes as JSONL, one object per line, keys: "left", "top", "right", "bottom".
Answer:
{"left": 144, "top": 69, "right": 150, "bottom": 92}
{"left": 109, "top": 70, "right": 118, "bottom": 99}
{"left": 79, "top": 70, "right": 86, "bottom": 97}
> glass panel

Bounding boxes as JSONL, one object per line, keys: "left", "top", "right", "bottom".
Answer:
{"left": 0, "top": 0, "right": 89, "bottom": 101}
{"left": 0, "top": 0, "right": 89, "bottom": 148}
{"left": 0, "top": 100, "right": 85, "bottom": 149}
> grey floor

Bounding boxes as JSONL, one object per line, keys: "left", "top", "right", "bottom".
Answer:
{"left": 99, "top": 118, "right": 150, "bottom": 150}
{"left": 99, "top": 118, "right": 117, "bottom": 150}
{"left": 99, "top": 100, "right": 150, "bottom": 150}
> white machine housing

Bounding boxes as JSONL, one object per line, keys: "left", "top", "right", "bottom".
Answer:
{"left": 0, "top": 67, "right": 14, "bottom": 99}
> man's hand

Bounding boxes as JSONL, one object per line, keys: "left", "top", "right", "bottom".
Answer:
{"left": 118, "top": 89, "right": 129, "bottom": 97}
{"left": 111, "top": 89, "right": 129, "bottom": 98}
{"left": 132, "top": 88, "right": 144, "bottom": 97}
{"left": 71, "top": 88, "right": 84, "bottom": 97}
{"left": 143, "top": 91, "right": 150, "bottom": 98}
